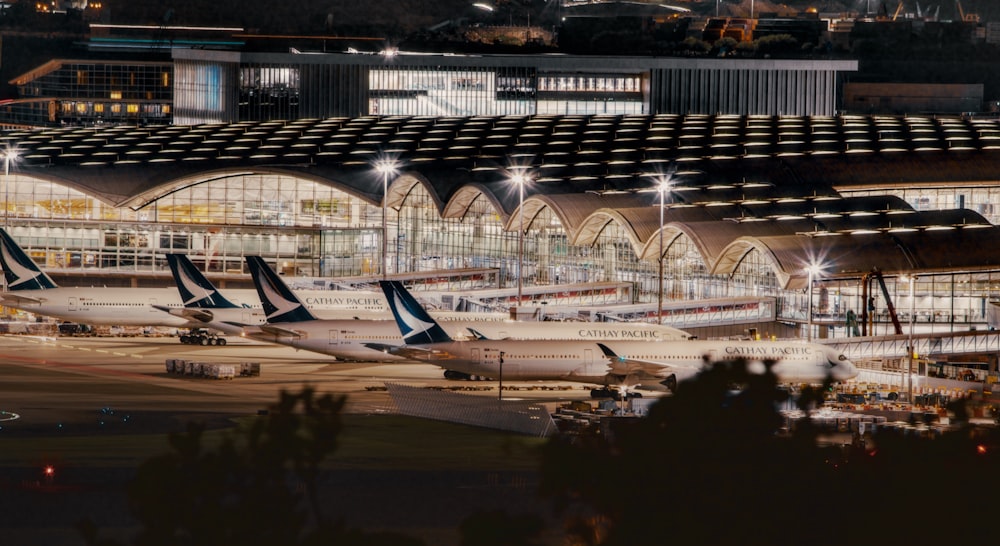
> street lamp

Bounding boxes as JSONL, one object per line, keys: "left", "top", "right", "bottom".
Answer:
{"left": 3, "top": 147, "right": 19, "bottom": 229}
{"left": 805, "top": 263, "right": 822, "bottom": 342}
{"left": 374, "top": 159, "right": 399, "bottom": 280}
{"left": 904, "top": 274, "right": 916, "bottom": 403}
{"left": 510, "top": 172, "right": 530, "bottom": 309}
{"left": 656, "top": 177, "right": 672, "bottom": 325}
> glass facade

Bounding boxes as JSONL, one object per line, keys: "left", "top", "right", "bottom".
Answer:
{"left": 842, "top": 185, "right": 1000, "bottom": 226}
{"left": 173, "top": 51, "right": 856, "bottom": 121}
{"left": 238, "top": 65, "right": 300, "bottom": 121}
{"left": 367, "top": 67, "right": 645, "bottom": 117}
{"left": 7, "top": 60, "right": 173, "bottom": 127}
{"left": 3, "top": 169, "right": 999, "bottom": 333}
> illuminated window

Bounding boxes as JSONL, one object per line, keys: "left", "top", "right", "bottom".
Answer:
{"left": 110, "top": 104, "right": 121, "bottom": 113}
{"left": 110, "top": 91, "right": 121, "bottom": 99}
{"left": 162, "top": 72, "right": 170, "bottom": 87}
{"left": 126, "top": 104, "right": 139, "bottom": 113}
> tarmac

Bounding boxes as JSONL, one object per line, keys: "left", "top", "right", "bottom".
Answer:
{"left": 0, "top": 332, "right": 590, "bottom": 546}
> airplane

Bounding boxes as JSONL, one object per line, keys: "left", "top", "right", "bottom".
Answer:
{"left": 376, "top": 279, "right": 859, "bottom": 396}
{"left": 239, "top": 255, "right": 695, "bottom": 363}
{"left": 0, "top": 228, "right": 388, "bottom": 332}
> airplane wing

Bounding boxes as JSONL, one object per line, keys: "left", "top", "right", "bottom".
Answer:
{"left": 151, "top": 305, "right": 216, "bottom": 323}
{"left": 257, "top": 324, "right": 306, "bottom": 339}
{"left": 0, "top": 293, "right": 46, "bottom": 305}
{"left": 597, "top": 343, "right": 700, "bottom": 378}
{"left": 362, "top": 343, "right": 457, "bottom": 361}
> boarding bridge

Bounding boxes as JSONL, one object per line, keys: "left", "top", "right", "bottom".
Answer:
{"left": 508, "top": 297, "right": 777, "bottom": 327}
{"left": 822, "top": 329, "right": 1000, "bottom": 367}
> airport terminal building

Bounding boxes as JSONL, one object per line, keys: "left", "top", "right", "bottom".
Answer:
{"left": 4, "top": 48, "right": 1000, "bottom": 340}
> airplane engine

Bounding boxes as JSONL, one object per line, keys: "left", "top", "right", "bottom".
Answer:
{"left": 442, "top": 369, "right": 493, "bottom": 381}
{"left": 443, "top": 369, "right": 470, "bottom": 380}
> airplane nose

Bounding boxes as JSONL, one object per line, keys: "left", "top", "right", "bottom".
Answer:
{"left": 836, "top": 359, "right": 858, "bottom": 380}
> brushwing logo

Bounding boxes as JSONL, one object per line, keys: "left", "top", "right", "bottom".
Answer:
{"left": 176, "top": 264, "right": 215, "bottom": 306}
{"left": 1, "top": 238, "right": 45, "bottom": 289}
{"left": 259, "top": 275, "right": 302, "bottom": 320}
{"left": 393, "top": 289, "right": 437, "bottom": 341}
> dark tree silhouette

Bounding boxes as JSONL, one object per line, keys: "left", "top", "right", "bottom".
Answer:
{"left": 538, "top": 358, "right": 1000, "bottom": 546}
{"left": 459, "top": 509, "right": 546, "bottom": 546}
{"left": 76, "top": 366, "right": 1000, "bottom": 546}
{"left": 79, "top": 387, "right": 423, "bottom": 546}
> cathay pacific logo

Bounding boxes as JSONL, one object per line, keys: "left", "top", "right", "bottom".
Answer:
{"left": 177, "top": 266, "right": 215, "bottom": 306}
{"left": 260, "top": 276, "right": 302, "bottom": 319}
{"left": 1, "top": 240, "right": 44, "bottom": 289}
{"left": 393, "top": 289, "right": 436, "bottom": 340}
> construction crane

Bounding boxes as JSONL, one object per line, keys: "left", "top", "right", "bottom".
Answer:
{"left": 956, "top": 0, "right": 980, "bottom": 23}
{"left": 892, "top": 0, "right": 905, "bottom": 20}
{"left": 860, "top": 268, "right": 903, "bottom": 337}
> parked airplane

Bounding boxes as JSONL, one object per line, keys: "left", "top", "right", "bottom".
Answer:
{"left": 0, "top": 229, "right": 211, "bottom": 329}
{"left": 0, "top": 228, "right": 386, "bottom": 332}
{"left": 376, "top": 280, "right": 859, "bottom": 395}
{"left": 240, "top": 255, "right": 694, "bottom": 362}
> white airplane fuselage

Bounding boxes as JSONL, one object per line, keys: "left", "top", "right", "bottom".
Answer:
{"left": 0, "top": 286, "right": 389, "bottom": 328}
{"left": 395, "top": 338, "right": 856, "bottom": 389}
{"left": 243, "top": 320, "right": 693, "bottom": 361}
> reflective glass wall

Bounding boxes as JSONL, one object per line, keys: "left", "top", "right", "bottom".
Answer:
{"left": 842, "top": 186, "right": 1000, "bottom": 226}
{"left": 2, "top": 173, "right": 383, "bottom": 276}
{"left": 5, "top": 171, "right": 999, "bottom": 333}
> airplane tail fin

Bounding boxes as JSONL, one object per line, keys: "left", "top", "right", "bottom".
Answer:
{"left": 245, "top": 256, "right": 318, "bottom": 323}
{"left": 166, "top": 254, "right": 239, "bottom": 309}
{"left": 466, "top": 327, "right": 488, "bottom": 340}
{"left": 597, "top": 343, "right": 620, "bottom": 359}
{"left": 378, "top": 280, "right": 452, "bottom": 344}
{"left": 0, "top": 228, "right": 58, "bottom": 290}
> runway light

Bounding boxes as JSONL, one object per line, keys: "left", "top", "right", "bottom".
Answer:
{"left": 977, "top": 444, "right": 988, "bottom": 455}
{"left": 43, "top": 465, "right": 55, "bottom": 478}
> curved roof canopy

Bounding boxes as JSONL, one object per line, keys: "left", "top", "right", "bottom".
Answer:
{"left": 5, "top": 113, "right": 1000, "bottom": 285}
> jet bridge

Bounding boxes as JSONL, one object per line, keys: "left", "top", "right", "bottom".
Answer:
{"left": 822, "top": 329, "right": 1000, "bottom": 368}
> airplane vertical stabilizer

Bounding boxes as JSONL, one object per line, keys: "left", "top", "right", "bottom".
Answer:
{"left": 245, "top": 256, "right": 318, "bottom": 323}
{"left": 0, "top": 228, "right": 58, "bottom": 290}
{"left": 379, "top": 280, "right": 452, "bottom": 344}
{"left": 166, "top": 254, "right": 240, "bottom": 309}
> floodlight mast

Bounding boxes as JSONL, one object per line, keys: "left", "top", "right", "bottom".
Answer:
{"left": 374, "top": 159, "right": 399, "bottom": 279}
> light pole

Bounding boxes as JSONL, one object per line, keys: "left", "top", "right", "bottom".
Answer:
{"left": 906, "top": 275, "right": 916, "bottom": 404}
{"left": 805, "top": 263, "right": 821, "bottom": 342}
{"left": 374, "top": 159, "right": 399, "bottom": 280}
{"left": 511, "top": 172, "right": 530, "bottom": 309}
{"left": 3, "top": 147, "right": 18, "bottom": 229}
{"left": 498, "top": 350, "right": 504, "bottom": 401}
{"left": 656, "top": 178, "right": 671, "bottom": 325}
